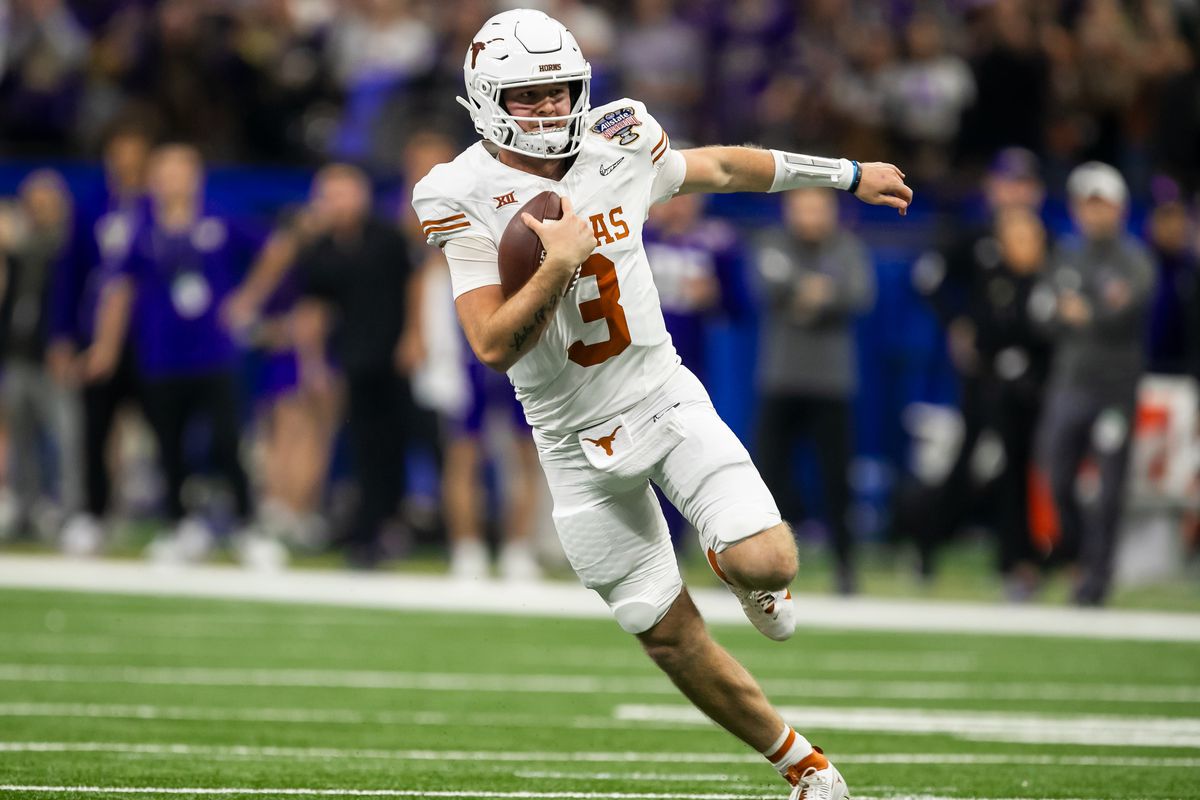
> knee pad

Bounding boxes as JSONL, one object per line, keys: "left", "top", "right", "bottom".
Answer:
{"left": 610, "top": 572, "right": 683, "bottom": 634}
{"left": 551, "top": 483, "right": 683, "bottom": 634}
{"left": 612, "top": 598, "right": 668, "bottom": 635}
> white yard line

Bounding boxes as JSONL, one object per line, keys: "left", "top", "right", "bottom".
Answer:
{"left": 0, "top": 785, "right": 1162, "bottom": 800}
{"left": 0, "top": 703, "right": 648, "bottom": 731}
{"left": 2, "top": 554, "right": 1198, "bottom": 641}
{"left": 2, "top": 663, "right": 1197, "bottom": 705}
{"left": 512, "top": 774, "right": 755, "bottom": 785}
{"left": 7, "top": 702, "right": 1200, "bottom": 750}
{"left": 615, "top": 704, "right": 1200, "bottom": 749}
{"left": 1, "top": 742, "right": 1199, "bottom": 768}
{"left": 0, "top": 635, "right": 987, "bottom": 677}
{"left": 0, "top": 788, "right": 776, "bottom": 800}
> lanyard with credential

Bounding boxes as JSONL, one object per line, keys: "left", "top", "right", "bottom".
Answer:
{"left": 152, "top": 223, "right": 213, "bottom": 320}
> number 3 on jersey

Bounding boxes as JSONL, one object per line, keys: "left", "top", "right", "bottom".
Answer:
{"left": 567, "top": 253, "right": 631, "bottom": 368}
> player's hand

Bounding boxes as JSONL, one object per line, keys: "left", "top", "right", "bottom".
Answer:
{"left": 522, "top": 195, "right": 595, "bottom": 275}
{"left": 854, "top": 162, "right": 913, "bottom": 216}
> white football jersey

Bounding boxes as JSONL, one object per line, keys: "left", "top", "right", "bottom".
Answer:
{"left": 412, "top": 98, "right": 685, "bottom": 434}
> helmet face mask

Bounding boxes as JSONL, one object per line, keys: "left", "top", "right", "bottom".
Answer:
{"left": 458, "top": 9, "right": 592, "bottom": 160}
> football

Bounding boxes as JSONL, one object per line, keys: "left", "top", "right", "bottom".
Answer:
{"left": 498, "top": 190, "right": 563, "bottom": 298}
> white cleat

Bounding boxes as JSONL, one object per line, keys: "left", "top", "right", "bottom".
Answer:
{"left": 450, "top": 539, "right": 490, "bottom": 582}
{"left": 146, "top": 517, "right": 214, "bottom": 566}
{"left": 707, "top": 548, "right": 795, "bottom": 641}
{"left": 786, "top": 747, "right": 850, "bottom": 800}
{"left": 236, "top": 531, "right": 290, "bottom": 572}
{"left": 499, "top": 542, "right": 542, "bottom": 582}
{"left": 60, "top": 513, "right": 104, "bottom": 558}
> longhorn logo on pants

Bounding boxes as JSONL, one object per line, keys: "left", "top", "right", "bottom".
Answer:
{"left": 584, "top": 426, "right": 622, "bottom": 456}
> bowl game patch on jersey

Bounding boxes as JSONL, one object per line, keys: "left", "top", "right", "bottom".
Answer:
{"left": 591, "top": 107, "right": 641, "bottom": 145}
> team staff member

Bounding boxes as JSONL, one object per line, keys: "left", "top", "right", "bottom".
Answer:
{"left": 753, "top": 187, "right": 875, "bottom": 595}
{"left": 1032, "top": 162, "right": 1156, "bottom": 606}
{"left": 84, "top": 144, "right": 253, "bottom": 561}
{"left": 293, "top": 164, "right": 420, "bottom": 570}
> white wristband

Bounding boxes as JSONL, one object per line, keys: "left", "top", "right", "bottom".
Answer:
{"left": 769, "top": 150, "right": 856, "bottom": 192}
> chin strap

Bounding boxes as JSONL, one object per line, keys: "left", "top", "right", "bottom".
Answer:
{"left": 513, "top": 127, "right": 571, "bottom": 156}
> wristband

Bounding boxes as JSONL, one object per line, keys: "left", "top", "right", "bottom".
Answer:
{"left": 847, "top": 160, "right": 862, "bottom": 194}
{"left": 768, "top": 150, "right": 856, "bottom": 192}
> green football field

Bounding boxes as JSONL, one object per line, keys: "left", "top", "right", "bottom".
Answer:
{"left": 0, "top": 586, "right": 1197, "bottom": 800}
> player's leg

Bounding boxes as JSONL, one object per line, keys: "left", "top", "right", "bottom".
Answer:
{"left": 636, "top": 586, "right": 785, "bottom": 748}
{"left": 536, "top": 413, "right": 847, "bottom": 800}
{"left": 636, "top": 587, "right": 848, "bottom": 798}
{"left": 711, "top": 521, "right": 798, "bottom": 591}
{"left": 652, "top": 369, "right": 797, "bottom": 639}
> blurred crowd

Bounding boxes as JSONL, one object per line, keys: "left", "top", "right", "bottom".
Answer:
{"left": 1, "top": 0, "right": 1199, "bottom": 604}
{"left": 2, "top": 0, "right": 1200, "bottom": 194}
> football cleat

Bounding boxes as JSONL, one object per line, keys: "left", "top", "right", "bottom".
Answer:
{"left": 785, "top": 747, "right": 850, "bottom": 800}
{"left": 706, "top": 548, "right": 795, "bottom": 641}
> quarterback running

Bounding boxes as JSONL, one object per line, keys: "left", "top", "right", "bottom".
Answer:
{"left": 412, "top": 9, "right": 912, "bottom": 799}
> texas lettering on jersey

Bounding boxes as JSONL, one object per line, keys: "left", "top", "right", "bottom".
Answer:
{"left": 412, "top": 98, "right": 684, "bottom": 434}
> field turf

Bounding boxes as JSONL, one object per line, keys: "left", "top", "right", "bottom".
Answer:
{"left": 0, "top": 586, "right": 1197, "bottom": 800}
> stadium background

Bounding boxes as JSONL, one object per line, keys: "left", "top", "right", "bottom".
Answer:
{"left": 1, "top": 0, "right": 1198, "bottom": 582}
{"left": 1, "top": 3, "right": 1199, "bottom": 800}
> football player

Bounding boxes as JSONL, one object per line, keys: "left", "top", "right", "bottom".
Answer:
{"left": 412, "top": 9, "right": 912, "bottom": 799}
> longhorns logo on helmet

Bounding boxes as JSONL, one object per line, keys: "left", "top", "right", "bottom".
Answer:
{"left": 457, "top": 9, "right": 592, "bottom": 160}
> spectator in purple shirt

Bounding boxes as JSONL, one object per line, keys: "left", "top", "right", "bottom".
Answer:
{"left": 83, "top": 143, "right": 253, "bottom": 564}
{"left": 645, "top": 191, "right": 751, "bottom": 388}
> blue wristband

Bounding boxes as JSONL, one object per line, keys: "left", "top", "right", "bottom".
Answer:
{"left": 847, "top": 160, "right": 862, "bottom": 194}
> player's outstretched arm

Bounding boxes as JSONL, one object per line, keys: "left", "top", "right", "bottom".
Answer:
{"left": 678, "top": 147, "right": 913, "bottom": 215}
{"left": 454, "top": 196, "right": 595, "bottom": 373}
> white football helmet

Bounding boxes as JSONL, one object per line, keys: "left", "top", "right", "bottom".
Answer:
{"left": 457, "top": 9, "right": 591, "bottom": 159}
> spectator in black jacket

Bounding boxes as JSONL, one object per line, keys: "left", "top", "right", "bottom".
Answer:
{"left": 950, "top": 207, "right": 1053, "bottom": 598}
{"left": 910, "top": 147, "right": 1045, "bottom": 581}
{"left": 293, "top": 164, "right": 420, "bottom": 568}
